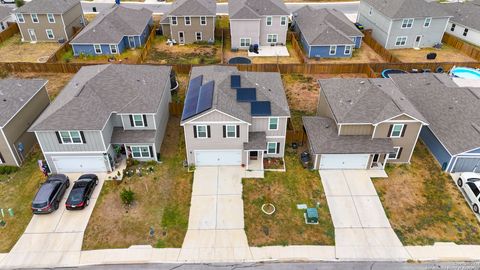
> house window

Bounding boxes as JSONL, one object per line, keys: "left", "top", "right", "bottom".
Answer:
{"left": 280, "top": 16, "right": 287, "bottom": 26}
{"left": 395, "top": 36, "right": 407, "bottom": 46}
{"left": 267, "top": 142, "right": 277, "bottom": 154}
{"left": 109, "top": 44, "right": 118, "bottom": 54}
{"left": 267, "top": 34, "right": 277, "bottom": 43}
{"left": 226, "top": 125, "right": 237, "bottom": 138}
{"left": 200, "top": 16, "right": 207, "bottom": 25}
{"left": 59, "top": 131, "right": 83, "bottom": 144}
{"left": 195, "top": 32, "right": 202, "bottom": 41}
{"left": 268, "top": 117, "right": 278, "bottom": 130}
{"left": 16, "top": 13, "right": 24, "bottom": 23}
{"left": 240, "top": 38, "right": 251, "bottom": 47}
{"left": 401, "top": 18, "right": 414, "bottom": 29}
{"left": 388, "top": 147, "right": 401, "bottom": 159}
{"left": 31, "top": 13, "right": 39, "bottom": 23}
{"left": 185, "top": 16, "right": 191, "bottom": 25}
{"left": 171, "top": 16, "right": 177, "bottom": 25}
{"left": 45, "top": 29, "right": 54, "bottom": 39}
{"left": 424, "top": 17, "right": 431, "bottom": 28}
{"left": 389, "top": 124, "right": 404, "bottom": 138}
{"left": 344, "top": 45, "right": 352, "bottom": 55}
{"left": 329, "top": 45, "right": 337, "bottom": 55}
{"left": 196, "top": 125, "right": 208, "bottom": 138}
{"left": 266, "top": 16, "right": 272, "bottom": 26}
{"left": 131, "top": 146, "right": 151, "bottom": 158}
{"left": 93, "top": 44, "right": 102, "bottom": 54}
{"left": 132, "top": 114, "right": 145, "bottom": 127}
{"left": 450, "top": 23, "right": 456, "bottom": 31}
{"left": 47, "top": 13, "right": 55, "bottom": 23}
{"left": 463, "top": 28, "right": 469, "bottom": 36}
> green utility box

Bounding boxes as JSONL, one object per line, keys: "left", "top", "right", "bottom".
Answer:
{"left": 306, "top": 208, "right": 319, "bottom": 224}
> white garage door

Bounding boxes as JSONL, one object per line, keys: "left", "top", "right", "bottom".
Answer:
{"left": 320, "top": 154, "right": 370, "bottom": 170}
{"left": 195, "top": 150, "right": 242, "bottom": 166}
{"left": 52, "top": 156, "right": 108, "bottom": 173}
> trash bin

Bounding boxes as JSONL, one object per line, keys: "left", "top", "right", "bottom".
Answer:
{"left": 306, "top": 208, "right": 318, "bottom": 224}
{"left": 427, "top": 52, "right": 437, "bottom": 60}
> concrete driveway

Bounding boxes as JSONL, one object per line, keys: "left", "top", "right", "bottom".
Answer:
{"left": 0, "top": 173, "right": 106, "bottom": 268}
{"left": 179, "top": 167, "right": 252, "bottom": 262}
{"left": 320, "top": 170, "right": 410, "bottom": 261}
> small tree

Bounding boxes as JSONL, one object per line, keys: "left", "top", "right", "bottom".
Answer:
{"left": 15, "top": 0, "right": 24, "bottom": 8}
{"left": 120, "top": 188, "right": 135, "bottom": 206}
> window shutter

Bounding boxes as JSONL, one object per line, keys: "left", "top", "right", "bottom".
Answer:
{"left": 149, "top": 146, "right": 154, "bottom": 157}
{"left": 387, "top": 125, "right": 393, "bottom": 137}
{"left": 0, "top": 152, "right": 4, "bottom": 163}
{"left": 129, "top": 115, "right": 134, "bottom": 126}
{"left": 276, "top": 142, "right": 280, "bottom": 154}
{"left": 401, "top": 125, "right": 407, "bottom": 137}
{"left": 397, "top": 147, "right": 403, "bottom": 159}
{"left": 55, "top": 131, "right": 62, "bottom": 144}
{"left": 193, "top": 125, "right": 197, "bottom": 138}
{"left": 207, "top": 126, "right": 211, "bottom": 138}
{"left": 236, "top": 125, "right": 240, "bottom": 138}
{"left": 223, "top": 126, "right": 226, "bottom": 138}
{"left": 80, "top": 131, "right": 86, "bottom": 143}
{"left": 143, "top": 115, "right": 148, "bottom": 127}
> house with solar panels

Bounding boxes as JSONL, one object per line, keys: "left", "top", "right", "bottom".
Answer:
{"left": 180, "top": 66, "right": 290, "bottom": 171}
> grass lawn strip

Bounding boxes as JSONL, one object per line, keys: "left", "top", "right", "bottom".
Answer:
{"left": 389, "top": 45, "right": 477, "bottom": 63}
{"left": 0, "top": 34, "right": 61, "bottom": 63}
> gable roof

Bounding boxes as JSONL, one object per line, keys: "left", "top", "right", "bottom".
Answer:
{"left": 319, "top": 78, "right": 427, "bottom": 125}
{"left": 30, "top": 64, "right": 171, "bottom": 131}
{"left": 166, "top": 0, "right": 216, "bottom": 17}
{"left": 181, "top": 65, "right": 290, "bottom": 124}
{"left": 294, "top": 6, "right": 363, "bottom": 46}
{"left": 229, "top": 0, "right": 289, "bottom": 20}
{"left": 16, "top": 0, "right": 80, "bottom": 14}
{"left": 390, "top": 73, "right": 480, "bottom": 155}
{"left": 437, "top": 1, "right": 480, "bottom": 31}
{"left": 0, "top": 79, "right": 47, "bottom": 128}
{"left": 71, "top": 6, "right": 152, "bottom": 44}
{"left": 363, "top": 0, "right": 451, "bottom": 19}
{"left": 0, "top": 6, "right": 13, "bottom": 21}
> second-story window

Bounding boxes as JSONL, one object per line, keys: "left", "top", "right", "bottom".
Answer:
{"left": 57, "top": 131, "right": 84, "bottom": 144}
{"left": 268, "top": 117, "right": 278, "bottom": 130}
{"left": 401, "top": 18, "right": 414, "bottom": 29}
{"left": 389, "top": 124, "right": 405, "bottom": 138}
{"left": 132, "top": 114, "right": 145, "bottom": 127}
{"left": 195, "top": 125, "right": 209, "bottom": 138}
{"left": 31, "top": 13, "right": 39, "bottom": 23}
{"left": 171, "top": 16, "right": 177, "bottom": 25}
{"left": 200, "top": 16, "right": 207, "bottom": 25}
{"left": 424, "top": 17, "right": 431, "bottom": 28}
{"left": 266, "top": 16, "right": 272, "bottom": 26}
{"left": 47, "top": 13, "right": 55, "bottom": 23}
{"left": 185, "top": 16, "right": 191, "bottom": 25}
{"left": 280, "top": 16, "right": 287, "bottom": 26}
{"left": 16, "top": 13, "right": 24, "bottom": 23}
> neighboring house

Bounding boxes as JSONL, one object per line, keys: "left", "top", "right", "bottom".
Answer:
{"left": 357, "top": 0, "right": 451, "bottom": 49}
{"left": 180, "top": 65, "right": 290, "bottom": 170}
{"left": 160, "top": 0, "right": 216, "bottom": 44}
{"left": 0, "top": 6, "right": 14, "bottom": 32}
{"left": 0, "top": 79, "right": 50, "bottom": 167}
{"left": 14, "top": 0, "right": 84, "bottom": 42}
{"left": 390, "top": 73, "right": 480, "bottom": 173}
{"left": 293, "top": 6, "right": 363, "bottom": 58}
{"left": 29, "top": 64, "right": 173, "bottom": 174}
{"left": 439, "top": 0, "right": 480, "bottom": 47}
{"left": 229, "top": 0, "right": 289, "bottom": 50}
{"left": 70, "top": 6, "right": 153, "bottom": 56}
{"left": 303, "top": 78, "right": 428, "bottom": 170}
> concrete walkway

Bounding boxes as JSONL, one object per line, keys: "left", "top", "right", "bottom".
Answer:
{"left": 320, "top": 170, "right": 410, "bottom": 261}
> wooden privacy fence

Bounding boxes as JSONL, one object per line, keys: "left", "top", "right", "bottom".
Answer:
{"left": 362, "top": 30, "right": 401, "bottom": 63}
{"left": 46, "top": 26, "right": 84, "bottom": 63}
{"left": 169, "top": 102, "right": 183, "bottom": 116}
{"left": 290, "top": 32, "right": 306, "bottom": 64}
{"left": 136, "top": 26, "right": 157, "bottom": 64}
{"left": 286, "top": 130, "right": 305, "bottom": 145}
{"left": 0, "top": 62, "right": 91, "bottom": 73}
{"left": 0, "top": 23, "right": 19, "bottom": 44}
{"left": 442, "top": 33, "right": 480, "bottom": 62}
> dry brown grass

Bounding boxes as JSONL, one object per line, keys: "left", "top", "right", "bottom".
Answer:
{"left": 10, "top": 72, "right": 73, "bottom": 99}
{"left": 389, "top": 45, "right": 478, "bottom": 63}
{"left": 308, "top": 44, "right": 386, "bottom": 64}
{"left": 0, "top": 34, "right": 61, "bottom": 63}
{"left": 373, "top": 142, "right": 480, "bottom": 245}
{"left": 146, "top": 36, "right": 221, "bottom": 64}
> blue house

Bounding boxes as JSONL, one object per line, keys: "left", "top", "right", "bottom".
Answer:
{"left": 70, "top": 5, "right": 153, "bottom": 56}
{"left": 293, "top": 6, "right": 363, "bottom": 58}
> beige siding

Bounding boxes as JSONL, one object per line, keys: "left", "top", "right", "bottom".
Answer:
{"left": 317, "top": 90, "right": 335, "bottom": 120}
{"left": 154, "top": 82, "right": 171, "bottom": 153}
{"left": 18, "top": 13, "right": 66, "bottom": 42}
{"left": 251, "top": 117, "right": 287, "bottom": 137}
{"left": 161, "top": 24, "right": 171, "bottom": 39}
{"left": 62, "top": 3, "right": 84, "bottom": 39}
{"left": 189, "top": 110, "right": 242, "bottom": 123}
{"left": 373, "top": 121, "right": 422, "bottom": 163}
{"left": 169, "top": 16, "right": 215, "bottom": 44}
{"left": 339, "top": 124, "right": 374, "bottom": 136}
{"left": 0, "top": 130, "right": 15, "bottom": 166}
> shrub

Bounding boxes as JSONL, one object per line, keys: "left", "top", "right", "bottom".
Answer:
{"left": 0, "top": 166, "right": 19, "bottom": 175}
{"left": 120, "top": 188, "right": 135, "bottom": 206}
{"left": 15, "top": 0, "right": 24, "bottom": 7}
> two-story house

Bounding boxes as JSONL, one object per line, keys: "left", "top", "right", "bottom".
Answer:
{"left": 29, "top": 64, "right": 173, "bottom": 174}
{"left": 0, "top": 79, "right": 50, "bottom": 167}
{"left": 180, "top": 66, "right": 290, "bottom": 171}
{"left": 70, "top": 5, "right": 153, "bottom": 56}
{"left": 439, "top": 0, "right": 480, "bottom": 47}
{"left": 0, "top": 6, "right": 14, "bottom": 32}
{"left": 303, "top": 78, "right": 428, "bottom": 170}
{"left": 228, "top": 0, "right": 289, "bottom": 50}
{"left": 15, "top": 0, "right": 84, "bottom": 42}
{"left": 357, "top": 0, "right": 452, "bottom": 49}
{"left": 160, "top": 0, "right": 216, "bottom": 44}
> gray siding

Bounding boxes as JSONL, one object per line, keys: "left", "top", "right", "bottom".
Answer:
{"left": 387, "top": 17, "right": 449, "bottom": 49}
{"left": 62, "top": 3, "right": 84, "bottom": 39}
{"left": 250, "top": 117, "right": 287, "bottom": 137}
{"left": 111, "top": 114, "right": 123, "bottom": 127}
{"left": 154, "top": 81, "right": 171, "bottom": 154}
{"left": 36, "top": 130, "right": 106, "bottom": 152}
{"left": 121, "top": 114, "right": 156, "bottom": 130}
{"left": 0, "top": 129, "right": 15, "bottom": 166}
{"left": 357, "top": 1, "right": 391, "bottom": 47}
{"left": 259, "top": 15, "right": 288, "bottom": 46}
{"left": 230, "top": 19, "right": 260, "bottom": 49}
{"left": 102, "top": 116, "right": 114, "bottom": 147}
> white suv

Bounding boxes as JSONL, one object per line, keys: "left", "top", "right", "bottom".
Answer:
{"left": 457, "top": 172, "right": 480, "bottom": 213}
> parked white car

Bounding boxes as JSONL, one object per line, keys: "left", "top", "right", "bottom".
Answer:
{"left": 457, "top": 172, "right": 480, "bottom": 213}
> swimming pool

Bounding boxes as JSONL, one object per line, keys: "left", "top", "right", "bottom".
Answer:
{"left": 381, "top": 69, "right": 408, "bottom": 78}
{"left": 451, "top": 67, "right": 480, "bottom": 80}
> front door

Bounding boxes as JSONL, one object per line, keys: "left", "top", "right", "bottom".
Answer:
{"left": 28, "top": 29, "right": 37, "bottom": 42}
{"left": 371, "top": 154, "right": 379, "bottom": 168}
{"left": 414, "top": 35, "right": 422, "bottom": 48}
{"left": 178, "top": 31, "right": 185, "bottom": 44}
{"left": 128, "top": 36, "right": 136, "bottom": 48}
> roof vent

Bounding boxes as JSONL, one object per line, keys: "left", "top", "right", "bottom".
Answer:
{"left": 448, "top": 106, "right": 454, "bottom": 110}
{"left": 360, "top": 81, "right": 365, "bottom": 84}
{"left": 325, "top": 124, "right": 330, "bottom": 129}
{"left": 2, "top": 99, "right": 6, "bottom": 102}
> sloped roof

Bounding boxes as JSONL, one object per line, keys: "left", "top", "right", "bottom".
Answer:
{"left": 16, "top": 0, "right": 80, "bottom": 14}
{"left": 363, "top": 0, "right": 451, "bottom": 19}
{"left": 229, "top": 0, "right": 289, "bottom": 20}
{"left": 319, "top": 78, "right": 427, "bottom": 125}
{"left": 30, "top": 64, "right": 171, "bottom": 131}
{"left": 438, "top": 1, "right": 480, "bottom": 31}
{"left": 294, "top": 6, "right": 363, "bottom": 46}
{"left": 0, "top": 6, "right": 13, "bottom": 21}
{"left": 167, "top": 0, "right": 216, "bottom": 16}
{"left": 71, "top": 5, "right": 152, "bottom": 44}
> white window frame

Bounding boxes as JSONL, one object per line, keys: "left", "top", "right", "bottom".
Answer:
{"left": 59, "top": 131, "right": 83, "bottom": 144}
{"left": 196, "top": 125, "right": 208, "bottom": 139}
{"left": 171, "top": 16, "right": 177, "bottom": 25}
{"left": 200, "top": 16, "right": 207, "bottom": 25}
{"left": 93, "top": 44, "right": 102, "bottom": 54}
{"left": 268, "top": 117, "right": 279, "bottom": 130}
{"left": 240, "top": 38, "right": 251, "bottom": 47}
{"left": 344, "top": 45, "right": 352, "bottom": 55}
{"left": 395, "top": 36, "right": 407, "bottom": 46}
{"left": 16, "top": 13, "right": 24, "bottom": 23}
{"left": 267, "top": 142, "right": 277, "bottom": 154}
{"left": 47, "top": 13, "right": 55, "bottom": 23}
{"left": 423, "top": 17, "right": 431, "bottom": 28}
{"left": 226, "top": 125, "right": 237, "bottom": 138}
{"left": 389, "top": 124, "right": 404, "bottom": 138}
{"left": 185, "top": 16, "right": 191, "bottom": 26}
{"left": 280, "top": 16, "right": 287, "bottom": 26}
{"left": 195, "top": 31, "right": 202, "bottom": 41}
{"left": 401, "top": 18, "right": 414, "bottom": 29}
{"left": 132, "top": 114, "right": 145, "bottom": 127}
{"left": 388, "top": 147, "right": 401, "bottom": 160}
{"left": 131, "top": 146, "right": 151, "bottom": 158}
{"left": 267, "top": 34, "right": 277, "bottom": 43}
{"left": 31, "top": 13, "right": 39, "bottom": 23}
{"left": 266, "top": 16, "right": 272, "bottom": 26}
{"left": 45, "top": 29, "right": 54, "bottom": 39}
{"left": 109, "top": 44, "right": 118, "bottom": 54}
{"left": 329, "top": 45, "right": 337, "bottom": 55}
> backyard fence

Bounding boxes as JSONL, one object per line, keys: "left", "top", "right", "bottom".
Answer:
{"left": 136, "top": 26, "right": 157, "bottom": 64}
{"left": 290, "top": 32, "right": 306, "bottom": 64}
{"left": 169, "top": 102, "right": 183, "bottom": 116}
{"left": 442, "top": 33, "right": 480, "bottom": 62}
{"left": 286, "top": 130, "right": 305, "bottom": 145}
{"left": 362, "top": 30, "right": 401, "bottom": 63}
{"left": 46, "top": 26, "right": 85, "bottom": 63}
{"left": 0, "top": 23, "right": 19, "bottom": 44}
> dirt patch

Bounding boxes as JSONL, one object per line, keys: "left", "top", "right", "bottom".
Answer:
{"left": 10, "top": 72, "right": 73, "bottom": 99}
{"left": 373, "top": 142, "right": 480, "bottom": 245}
{"left": 0, "top": 34, "right": 61, "bottom": 63}
{"left": 390, "top": 45, "right": 478, "bottom": 63}
{"left": 308, "top": 43, "right": 386, "bottom": 64}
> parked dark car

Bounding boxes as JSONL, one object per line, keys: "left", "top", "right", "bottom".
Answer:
{"left": 32, "top": 174, "right": 70, "bottom": 214}
{"left": 65, "top": 174, "right": 99, "bottom": 210}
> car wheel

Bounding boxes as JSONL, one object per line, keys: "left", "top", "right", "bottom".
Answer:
{"left": 86, "top": 199, "right": 90, "bottom": 207}
{"left": 474, "top": 204, "right": 479, "bottom": 214}
{"left": 457, "top": 178, "right": 463, "bottom": 187}
{"left": 54, "top": 201, "right": 59, "bottom": 210}
{"left": 95, "top": 179, "right": 99, "bottom": 186}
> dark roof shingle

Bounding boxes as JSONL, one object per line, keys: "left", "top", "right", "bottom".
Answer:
{"left": 16, "top": 0, "right": 80, "bottom": 14}
{"left": 363, "top": 0, "right": 451, "bottom": 19}
{"left": 229, "top": 0, "right": 289, "bottom": 19}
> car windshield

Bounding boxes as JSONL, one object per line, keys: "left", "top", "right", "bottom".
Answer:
{"left": 68, "top": 189, "right": 85, "bottom": 203}
{"left": 32, "top": 201, "right": 47, "bottom": 208}
{"left": 469, "top": 178, "right": 480, "bottom": 182}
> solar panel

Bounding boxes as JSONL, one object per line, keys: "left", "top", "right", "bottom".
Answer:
{"left": 231, "top": 75, "right": 241, "bottom": 89}
{"left": 181, "top": 75, "right": 203, "bottom": 121}
{"left": 236, "top": 88, "right": 256, "bottom": 102}
{"left": 251, "top": 101, "right": 271, "bottom": 116}
{"left": 197, "top": 80, "right": 214, "bottom": 114}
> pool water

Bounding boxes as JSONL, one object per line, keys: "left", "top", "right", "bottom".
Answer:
{"left": 451, "top": 67, "right": 480, "bottom": 80}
